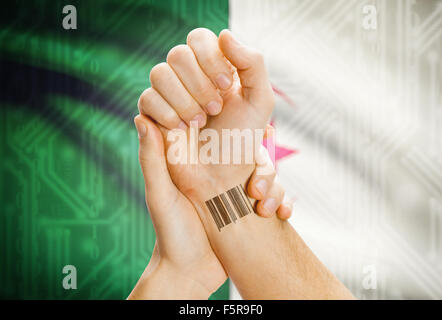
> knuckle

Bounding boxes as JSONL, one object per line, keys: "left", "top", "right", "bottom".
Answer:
{"left": 167, "top": 44, "right": 192, "bottom": 64}
{"left": 202, "top": 55, "right": 228, "bottom": 79}
{"left": 149, "top": 62, "right": 169, "bottom": 84}
{"left": 134, "top": 114, "right": 143, "bottom": 126}
{"left": 204, "top": 55, "right": 220, "bottom": 71}
{"left": 137, "top": 97, "right": 143, "bottom": 113}
{"left": 191, "top": 80, "right": 206, "bottom": 94}
{"left": 187, "top": 27, "right": 215, "bottom": 45}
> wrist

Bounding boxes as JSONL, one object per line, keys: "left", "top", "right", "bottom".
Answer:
{"left": 159, "top": 260, "right": 214, "bottom": 299}
{"left": 191, "top": 172, "right": 258, "bottom": 236}
{"left": 183, "top": 163, "right": 255, "bottom": 205}
{"left": 128, "top": 259, "right": 212, "bottom": 300}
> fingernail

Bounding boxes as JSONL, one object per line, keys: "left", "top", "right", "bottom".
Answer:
{"left": 178, "top": 121, "right": 187, "bottom": 130}
{"left": 206, "top": 101, "right": 222, "bottom": 115}
{"left": 215, "top": 73, "right": 231, "bottom": 90}
{"left": 255, "top": 179, "right": 268, "bottom": 197}
{"left": 192, "top": 113, "right": 206, "bottom": 128}
{"left": 263, "top": 198, "right": 277, "bottom": 214}
{"left": 135, "top": 120, "right": 147, "bottom": 138}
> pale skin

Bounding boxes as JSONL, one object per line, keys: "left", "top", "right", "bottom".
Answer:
{"left": 129, "top": 28, "right": 354, "bottom": 299}
{"left": 128, "top": 125, "right": 291, "bottom": 299}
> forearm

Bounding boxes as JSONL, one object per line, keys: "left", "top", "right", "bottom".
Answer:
{"left": 193, "top": 185, "right": 354, "bottom": 299}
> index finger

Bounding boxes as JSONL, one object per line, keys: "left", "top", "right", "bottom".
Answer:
{"left": 187, "top": 28, "right": 233, "bottom": 90}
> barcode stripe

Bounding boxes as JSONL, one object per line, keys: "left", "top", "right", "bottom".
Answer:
{"left": 220, "top": 193, "right": 237, "bottom": 223}
{"left": 213, "top": 196, "right": 231, "bottom": 225}
{"left": 211, "top": 198, "right": 225, "bottom": 229}
{"left": 227, "top": 189, "right": 243, "bottom": 218}
{"left": 206, "top": 184, "right": 253, "bottom": 231}
{"left": 233, "top": 186, "right": 249, "bottom": 217}
{"left": 206, "top": 199, "right": 223, "bottom": 231}
{"left": 239, "top": 185, "right": 254, "bottom": 213}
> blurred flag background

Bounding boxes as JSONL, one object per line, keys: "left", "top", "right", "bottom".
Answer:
{"left": 0, "top": 0, "right": 441, "bottom": 299}
{"left": 229, "top": 0, "right": 442, "bottom": 299}
{"left": 0, "top": 0, "right": 229, "bottom": 299}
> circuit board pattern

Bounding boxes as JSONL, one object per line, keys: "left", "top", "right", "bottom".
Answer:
{"left": 230, "top": 0, "right": 442, "bottom": 299}
{"left": 0, "top": 0, "right": 229, "bottom": 299}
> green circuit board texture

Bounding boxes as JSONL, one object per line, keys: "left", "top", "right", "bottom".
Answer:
{"left": 0, "top": 0, "right": 229, "bottom": 299}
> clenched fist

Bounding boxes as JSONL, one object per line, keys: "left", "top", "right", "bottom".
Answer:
{"left": 136, "top": 28, "right": 275, "bottom": 210}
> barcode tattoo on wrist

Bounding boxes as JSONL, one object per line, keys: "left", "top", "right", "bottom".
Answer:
{"left": 205, "top": 184, "right": 254, "bottom": 231}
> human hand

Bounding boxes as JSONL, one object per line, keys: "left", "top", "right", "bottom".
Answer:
{"left": 137, "top": 28, "right": 274, "bottom": 206}
{"left": 128, "top": 116, "right": 292, "bottom": 299}
{"left": 128, "top": 116, "right": 225, "bottom": 299}
{"left": 134, "top": 28, "right": 354, "bottom": 300}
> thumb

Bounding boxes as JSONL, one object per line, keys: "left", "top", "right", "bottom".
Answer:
{"left": 218, "top": 29, "right": 273, "bottom": 104}
{"left": 134, "top": 114, "right": 179, "bottom": 219}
